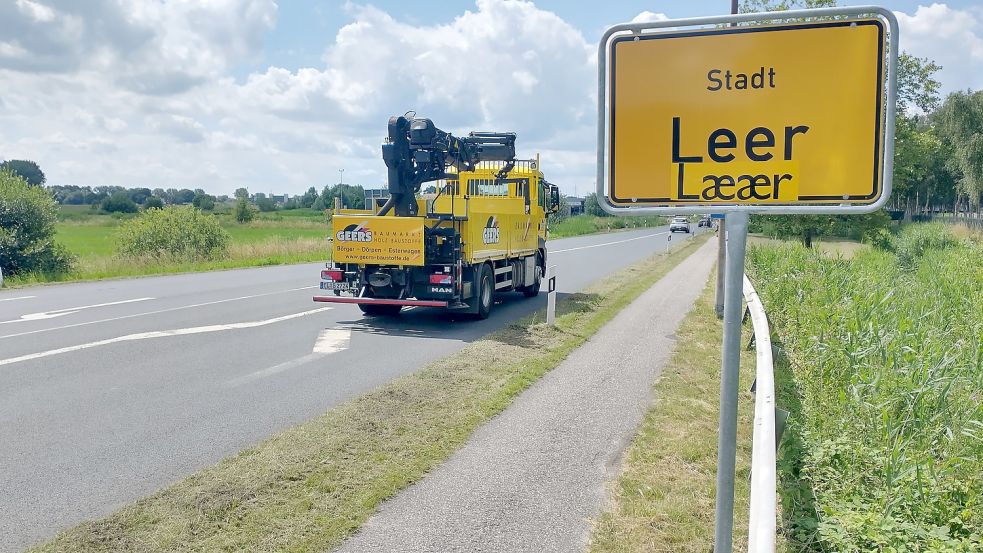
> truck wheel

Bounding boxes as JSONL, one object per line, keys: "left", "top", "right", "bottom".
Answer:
{"left": 520, "top": 257, "right": 542, "bottom": 298}
{"left": 357, "top": 288, "right": 402, "bottom": 316}
{"left": 475, "top": 263, "right": 493, "bottom": 319}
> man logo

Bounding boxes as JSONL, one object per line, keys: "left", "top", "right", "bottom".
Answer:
{"left": 482, "top": 216, "right": 500, "bottom": 244}
{"left": 337, "top": 222, "right": 372, "bottom": 242}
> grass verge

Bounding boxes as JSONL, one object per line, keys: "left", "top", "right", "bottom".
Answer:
{"left": 587, "top": 273, "right": 757, "bottom": 553}
{"left": 31, "top": 235, "right": 710, "bottom": 553}
{"left": 747, "top": 224, "right": 982, "bottom": 551}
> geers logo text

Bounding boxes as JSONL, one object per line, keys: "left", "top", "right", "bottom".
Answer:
{"left": 337, "top": 222, "right": 372, "bottom": 242}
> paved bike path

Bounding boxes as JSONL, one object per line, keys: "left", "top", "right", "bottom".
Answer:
{"left": 337, "top": 239, "right": 717, "bottom": 552}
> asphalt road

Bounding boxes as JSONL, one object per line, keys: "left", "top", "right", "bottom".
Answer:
{"left": 0, "top": 225, "right": 704, "bottom": 552}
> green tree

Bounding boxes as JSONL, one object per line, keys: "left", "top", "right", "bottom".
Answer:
{"left": 300, "top": 186, "right": 318, "bottom": 208}
{"left": 897, "top": 54, "right": 942, "bottom": 114}
{"left": 192, "top": 192, "right": 216, "bottom": 211}
{"left": 319, "top": 183, "right": 365, "bottom": 210}
{"left": 740, "top": 0, "right": 835, "bottom": 11}
{"left": 234, "top": 187, "right": 249, "bottom": 200}
{"left": 172, "top": 189, "right": 195, "bottom": 204}
{"left": 583, "top": 192, "right": 609, "bottom": 217}
{"left": 256, "top": 196, "right": 277, "bottom": 212}
{"left": 234, "top": 197, "right": 254, "bottom": 223}
{"left": 128, "top": 187, "right": 153, "bottom": 204}
{"left": 101, "top": 191, "right": 138, "bottom": 213}
{"left": 0, "top": 169, "right": 74, "bottom": 277}
{"left": 0, "top": 160, "right": 46, "bottom": 186}
{"left": 143, "top": 196, "right": 165, "bottom": 210}
{"left": 936, "top": 90, "right": 983, "bottom": 210}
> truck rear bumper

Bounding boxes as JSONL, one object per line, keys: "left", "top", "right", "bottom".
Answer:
{"left": 312, "top": 296, "right": 449, "bottom": 308}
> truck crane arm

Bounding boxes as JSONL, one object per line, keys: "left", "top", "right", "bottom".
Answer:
{"left": 379, "top": 114, "right": 517, "bottom": 216}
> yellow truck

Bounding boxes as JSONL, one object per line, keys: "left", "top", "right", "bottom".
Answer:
{"left": 313, "top": 114, "right": 560, "bottom": 318}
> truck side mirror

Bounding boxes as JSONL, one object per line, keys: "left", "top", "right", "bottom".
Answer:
{"left": 549, "top": 185, "right": 561, "bottom": 214}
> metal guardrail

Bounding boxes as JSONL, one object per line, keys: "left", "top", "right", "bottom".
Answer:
{"left": 743, "top": 274, "right": 777, "bottom": 553}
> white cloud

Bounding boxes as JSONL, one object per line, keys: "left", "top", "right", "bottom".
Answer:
{"left": 0, "top": 0, "right": 599, "bottom": 194}
{"left": 895, "top": 3, "right": 983, "bottom": 95}
{"left": 631, "top": 11, "right": 669, "bottom": 24}
{"left": 7, "top": 2, "right": 977, "bottom": 197}
{"left": 16, "top": 0, "right": 56, "bottom": 23}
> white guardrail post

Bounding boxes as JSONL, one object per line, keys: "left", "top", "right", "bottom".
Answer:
{"left": 743, "top": 274, "right": 777, "bottom": 553}
{"left": 546, "top": 265, "right": 557, "bottom": 326}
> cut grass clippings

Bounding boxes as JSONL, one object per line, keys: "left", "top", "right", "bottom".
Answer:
{"left": 31, "top": 235, "right": 711, "bottom": 553}
{"left": 588, "top": 272, "right": 758, "bottom": 553}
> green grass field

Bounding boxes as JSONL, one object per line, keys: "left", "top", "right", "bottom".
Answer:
{"left": 6, "top": 208, "right": 671, "bottom": 287}
{"left": 748, "top": 224, "right": 982, "bottom": 551}
{"left": 0, "top": 207, "right": 331, "bottom": 285}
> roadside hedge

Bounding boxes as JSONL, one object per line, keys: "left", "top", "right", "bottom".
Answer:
{"left": 0, "top": 169, "right": 74, "bottom": 278}
{"left": 116, "top": 205, "right": 229, "bottom": 261}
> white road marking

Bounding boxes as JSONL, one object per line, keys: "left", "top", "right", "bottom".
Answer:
{"left": 0, "top": 286, "right": 316, "bottom": 340}
{"left": 225, "top": 353, "right": 322, "bottom": 387}
{"left": 312, "top": 327, "right": 351, "bottom": 354}
{"left": 0, "top": 295, "right": 36, "bottom": 302}
{"left": 226, "top": 326, "right": 352, "bottom": 387}
{"left": 0, "top": 307, "right": 333, "bottom": 367}
{"left": 0, "top": 297, "right": 154, "bottom": 325}
{"left": 550, "top": 231, "right": 669, "bottom": 254}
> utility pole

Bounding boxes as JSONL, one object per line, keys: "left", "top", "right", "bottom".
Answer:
{"left": 339, "top": 168, "right": 345, "bottom": 186}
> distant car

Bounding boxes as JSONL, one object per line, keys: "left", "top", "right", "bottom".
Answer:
{"left": 669, "top": 217, "right": 690, "bottom": 233}
{"left": 698, "top": 217, "right": 712, "bottom": 228}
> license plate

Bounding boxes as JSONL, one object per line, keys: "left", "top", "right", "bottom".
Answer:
{"left": 320, "top": 281, "right": 352, "bottom": 291}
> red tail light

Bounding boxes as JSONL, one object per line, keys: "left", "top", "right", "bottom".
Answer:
{"left": 321, "top": 270, "right": 343, "bottom": 281}
{"left": 429, "top": 273, "right": 453, "bottom": 285}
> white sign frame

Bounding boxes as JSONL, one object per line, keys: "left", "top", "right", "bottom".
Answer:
{"left": 596, "top": 6, "right": 899, "bottom": 215}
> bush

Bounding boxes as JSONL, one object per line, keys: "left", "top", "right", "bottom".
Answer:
{"left": 256, "top": 196, "right": 277, "bottom": 212}
{"left": 234, "top": 197, "right": 254, "bottom": 223}
{"left": 0, "top": 169, "right": 74, "bottom": 277}
{"left": 116, "top": 205, "right": 230, "bottom": 261}
{"left": 102, "top": 191, "right": 138, "bottom": 213}
{"left": 889, "top": 222, "right": 960, "bottom": 268}
{"left": 143, "top": 196, "right": 164, "bottom": 210}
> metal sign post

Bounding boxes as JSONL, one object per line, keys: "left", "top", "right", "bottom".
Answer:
{"left": 593, "top": 7, "right": 898, "bottom": 553}
{"left": 715, "top": 217, "right": 726, "bottom": 318}
{"left": 714, "top": 212, "right": 748, "bottom": 551}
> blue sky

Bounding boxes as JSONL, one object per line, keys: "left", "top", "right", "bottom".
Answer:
{"left": 1, "top": 1, "right": 981, "bottom": 195}
{"left": 253, "top": 0, "right": 981, "bottom": 75}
